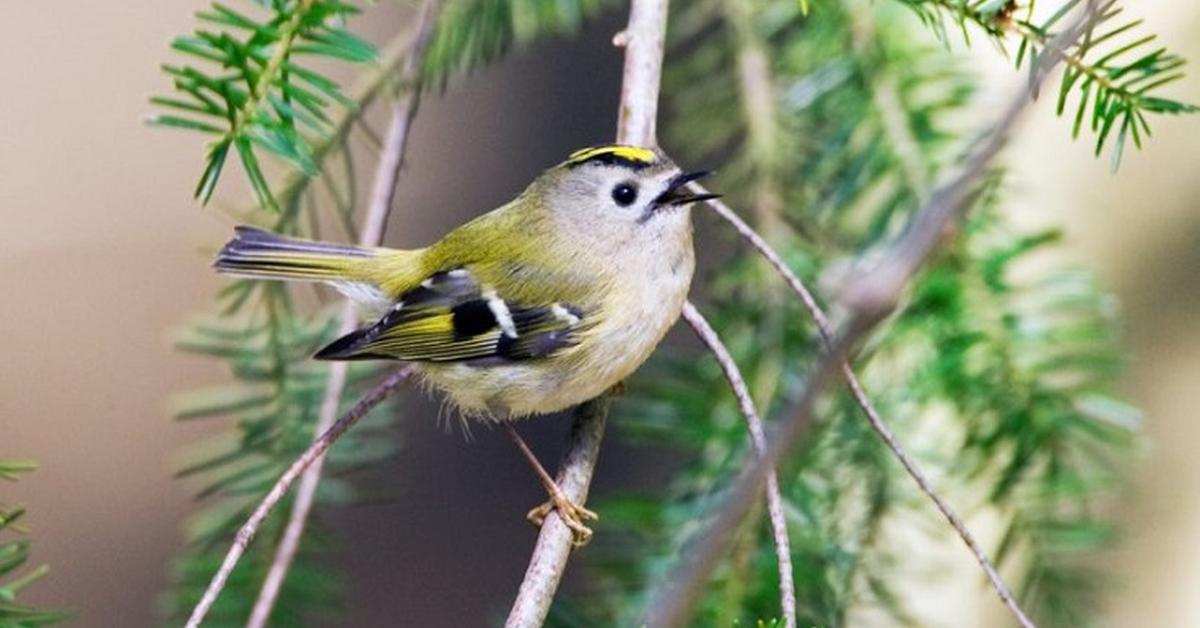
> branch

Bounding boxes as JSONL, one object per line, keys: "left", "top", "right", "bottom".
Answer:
{"left": 243, "top": 6, "right": 443, "bottom": 626}
{"left": 504, "top": 0, "right": 668, "bottom": 625}
{"left": 614, "top": 0, "right": 669, "bottom": 145}
{"left": 644, "top": 5, "right": 1098, "bottom": 626}
{"left": 681, "top": 302, "right": 796, "bottom": 628}
{"left": 183, "top": 365, "right": 415, "bottom": 628}
{"left": 358, "top": 0, "right": 441, "bottom": 245}
{"left": 504, "top": 398, "right": 611, "bottom": 628}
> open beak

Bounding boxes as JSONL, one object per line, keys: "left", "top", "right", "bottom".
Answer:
{"left": 654, "top": 171, "right": 721, "bottom": 207}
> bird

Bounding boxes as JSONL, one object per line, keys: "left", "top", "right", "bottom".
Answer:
{"left": 213, "top": 144, "right": 716, "bottom": 544}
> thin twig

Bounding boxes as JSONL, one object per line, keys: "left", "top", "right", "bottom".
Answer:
{"left": 643, "top": 323, "right": 855, "bottom": 628}
{"left": 708, "top": 171, "right": 1030, "bottom": 621}
{"left": 183, "top": 366, "right": 416, "bottom": 628}
{"left": 243, "top": 5, "right": 441, "bottom": 626}
{"left": 243, "top": 311, "right": 351, "bottom": 628}
{"left": 681, "top": 302, "right": 797, "bottom": 628}
{"left": 504, "top": 0, "right": 669, "bottom": 625}
{"left": 688, "top": 189, "right": 832, "bottom": 329}
{"left": 644, "top": 5, "right": 1098, "bottom": 626}
{"left": 357, "top": 0, "right": 440, "bottom": 245}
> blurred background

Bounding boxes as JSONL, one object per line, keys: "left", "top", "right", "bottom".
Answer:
{"left": 1, "top": 1, "right": 1197, "bottom": 626}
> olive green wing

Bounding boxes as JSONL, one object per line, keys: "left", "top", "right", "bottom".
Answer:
{"left": 313, "top": 267, "right": 587, "bottom": 363}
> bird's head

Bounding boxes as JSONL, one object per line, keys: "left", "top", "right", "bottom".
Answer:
{"left": 533, "top": 145, "right": 718, "bottom": 234}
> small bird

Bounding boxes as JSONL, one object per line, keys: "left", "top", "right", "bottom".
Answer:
{"left": 214, "top": 145, "right": 716, "bottom": 544}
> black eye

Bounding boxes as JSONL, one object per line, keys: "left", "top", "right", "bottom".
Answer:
{"left": 611, "top": 182, "right": 638, "bottom": 207}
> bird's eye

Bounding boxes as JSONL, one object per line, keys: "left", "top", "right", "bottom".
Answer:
{"left": 611, "top": 182, "right": 638, "bottom": 207}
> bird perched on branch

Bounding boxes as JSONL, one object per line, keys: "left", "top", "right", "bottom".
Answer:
{"left": 214, "top": 145, "right": 716, "bottom": 545}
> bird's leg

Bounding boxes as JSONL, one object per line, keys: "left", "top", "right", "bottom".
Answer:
{"left": 504, "top": 423, "right": 597, "bottom": 547}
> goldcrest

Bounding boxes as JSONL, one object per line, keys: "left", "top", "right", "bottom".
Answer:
{"left": 214, "top": 145, "right": 716, "bottom": 421}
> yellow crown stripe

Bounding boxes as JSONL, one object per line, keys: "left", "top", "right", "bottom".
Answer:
{"left": 566, "top": 145, "right": 656, "bottom": 167}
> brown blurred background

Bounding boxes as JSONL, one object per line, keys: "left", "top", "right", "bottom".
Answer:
{"left": 1, "top": 2, "right": 1198, "bottom": 627}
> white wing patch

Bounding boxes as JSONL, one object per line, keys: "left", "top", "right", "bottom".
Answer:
{"left": 483, "top": 289, "right": 519, "bottom": 338}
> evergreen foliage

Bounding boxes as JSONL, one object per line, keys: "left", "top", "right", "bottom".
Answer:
{"left": 0, "top": 461, "right": 68, "bottom": 627}
{"left": 150, "top": 0, "right": 378, "bottom": 209}
{"left": 152, "top": 0, "right": 1190, "bottom": 625}
{"left": 898, "top": 0, "right": 1199, "bottom": 169}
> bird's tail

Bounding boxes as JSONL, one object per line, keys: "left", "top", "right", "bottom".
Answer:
{"left": 214, "top": 226, "right": 377, "bottom": 283}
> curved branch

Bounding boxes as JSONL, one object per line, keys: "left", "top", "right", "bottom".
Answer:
{"left": 243, "top": 5, "right": 443, "bottom": 626}
{"left": 504, "top": 0, "right": 669, "bottom": 625}
{"left": 692, "top": 164, "right": 1029, "bottom": 628}
{"left": 183, "top": 366, "right": 416, "bottom": 628}
{"left": 681, "top": 302, "right": 796, "bottom": 628}
{"left": 645, "top": 6, "right": 1098, "bottom": 625}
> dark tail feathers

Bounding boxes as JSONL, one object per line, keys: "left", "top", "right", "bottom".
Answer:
{"left": 213, "top": 226, "right": 375, "bottom": 282}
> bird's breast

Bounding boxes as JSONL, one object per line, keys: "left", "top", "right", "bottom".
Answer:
{"left": 570, "top": 226, "right": 695, "bottom": 386}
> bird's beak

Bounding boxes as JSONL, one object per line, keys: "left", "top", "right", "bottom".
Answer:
{"left": 654, "top": 171, "right": 720, "bottom": 207}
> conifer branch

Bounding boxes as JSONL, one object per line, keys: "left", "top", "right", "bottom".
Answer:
{"left": 164, "top": 9, "right": 417, "bottom": 618}
{"left": 681, "top": 302, "right": 797, "bottom": 628}
{"left": 243, "top": 4, "right": 441, "bottom": 626}
{"left": 152, "top": 0, "right": 379, "bottom": 208}
{"left": 227, "top": 0, "right": 317, "bottom": 157}
{"left": 898, "top": 0, "right": 1197, "bottom": 168}
{"left": 646, "top": 6, "right": 1099, "bottom": 626}
{"left": 505, "top": 0, "right": 667, "bottom": 624}
{"left": 0, "top": 461, "right": 68, "bottom": 627}
{"left": 183, "top": 366, "right": 415, "bottom": 628}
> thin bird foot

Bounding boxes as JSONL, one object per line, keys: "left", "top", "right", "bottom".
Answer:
{"left": 526, "top": 486, "right": 598, "bottom": 547}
